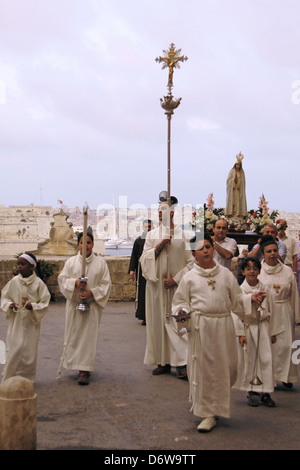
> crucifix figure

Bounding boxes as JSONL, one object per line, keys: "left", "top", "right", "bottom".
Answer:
{"left": 156, "top": 43, "right": 188, "bottom": 92}
{"left": 273, "top": 284, "right": 281, "bottom": 294}
{"left": 208, "top": 279, "right": 216, "bottom": 290}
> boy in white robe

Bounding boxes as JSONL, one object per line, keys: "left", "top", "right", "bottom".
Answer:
{"left": 258, "top": 236, "right": 300, "bottom": 388}
{"left": 172, "top": 233, "right": 265, "bottom": 432}
{"left": 232, "top": 257, "right": 284, "bottom": 407}
{"left": 58, "top": 232, "right": 111, "bottom": 385}
{"left": 1, "top": 253, "right": 51, "bottom": 384}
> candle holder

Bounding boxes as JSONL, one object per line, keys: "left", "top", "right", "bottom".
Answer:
{"left": 168, "top": 310, "right": 191, "bottom": 336}
{"left": 76, "top": 276, "right": 90, "bottom": 312}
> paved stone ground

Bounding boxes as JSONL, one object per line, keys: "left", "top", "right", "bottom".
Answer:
{"left": 0, "top": 301, "right": 299, "bottom": 452}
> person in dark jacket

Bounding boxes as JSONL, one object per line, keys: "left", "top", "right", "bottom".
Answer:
{"left": 129, "top": 219, "right": 153, "bottom": 324}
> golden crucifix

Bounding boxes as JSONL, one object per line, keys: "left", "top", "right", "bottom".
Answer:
{"left": 273, "top": 284, "right": 281, "bottom": 294}
{"left": 208, "top": 279, "right": 216, "bottom": 290}
{"left": 156, "top": 43, "right": 188, "bottom": 92}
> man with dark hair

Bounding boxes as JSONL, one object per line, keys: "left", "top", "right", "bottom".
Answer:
{"left": 212, "top": 218, "right": 237, "bottom": 271}
{"left": 277, "top": 219, "right": 299, "bottom": 277}
{"left": 249, "top": 223, "right": 286, "bottom": 262}
{"left": 129, "top": 219, "right": 153, "bottom": 325}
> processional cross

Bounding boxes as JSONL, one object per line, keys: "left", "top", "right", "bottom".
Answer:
{"left": 155, "top": 43, "right": 188, "bottom": 207}
{"left": 156, "top": 43, "right": 188, "bottom": 319}
{"left": 155, "top": 43, "right": 188, "bottom": 93}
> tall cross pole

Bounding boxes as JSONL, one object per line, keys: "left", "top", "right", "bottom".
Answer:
{"left": 155, "top": 43, "right": 188, "bottom": 207}
{"left": 155, "top": 43, "right": 188, "bottom": 318}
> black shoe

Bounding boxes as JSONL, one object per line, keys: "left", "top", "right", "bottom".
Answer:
{"left": 152, "top": 364, "right": 171, "bottom": 375}
{"left": 247, "top": 391, "right": 260, "bottom": 406}
{"left": 176, "top": 366, "right": 188, "bottom": 380}
{"left": 78, "top": 371, "right": 90, "bottom": 385}
{"left": 282, "top": 382, "right": 293, "bottom": 389}
{"left": 261, "top": 393, "right": 276, "bottom": 407}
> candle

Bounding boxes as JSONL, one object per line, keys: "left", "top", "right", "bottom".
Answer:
{"left": 81, "top": 206, "right": 88, "bottom": 277}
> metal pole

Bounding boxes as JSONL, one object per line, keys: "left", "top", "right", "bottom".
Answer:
{"left": 155, "top": 43, "right": 188, "bottom": 317}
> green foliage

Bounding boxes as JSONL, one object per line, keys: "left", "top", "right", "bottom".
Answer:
{"left": 36, "top": 259, "right": 54, "bottom": 281}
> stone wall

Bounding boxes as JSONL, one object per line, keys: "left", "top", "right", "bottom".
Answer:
{"left": 0, "top": 240, "right": 38, "bottom": 256}
{"left": 0, "top": 256, "right": 135, "bottom": 303}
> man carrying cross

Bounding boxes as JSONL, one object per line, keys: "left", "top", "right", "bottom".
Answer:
{"left": 140, "top": 195, "right": 194, "bottom": 379}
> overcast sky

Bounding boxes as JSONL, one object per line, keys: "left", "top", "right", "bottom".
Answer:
{"left": 0, "top": 0, "right": 300, "bottom": 214}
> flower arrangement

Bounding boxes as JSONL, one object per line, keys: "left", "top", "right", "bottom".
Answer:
{"left": 247, "top": 194, "right": 279, "bottom": 234}
{"left": 206, "top": 193, "right": 214, "bottom": 210}
{"left": 191, "top": 193, "right": 280, "bottom": 235}
{"left": 276, "top": 218, "right": 288, "bottom": 233}
{"left": 191, "top": 194, "right": 225, "bottom": 232}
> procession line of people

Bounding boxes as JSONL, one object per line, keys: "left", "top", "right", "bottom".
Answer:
{"left": 0, "top": 204, "right": 299, "bottom": 435}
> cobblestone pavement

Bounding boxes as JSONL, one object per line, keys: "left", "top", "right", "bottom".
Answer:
{"left": 0, "top": 301, "right": 299, "bottom": 451}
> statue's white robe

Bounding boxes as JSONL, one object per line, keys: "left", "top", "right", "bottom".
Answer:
{"left": 172, "top": 263, "right": 247, "bottom": 418}
{"left": 259, "top": 261, "right": 300, "bottom": 383}
{"left": 58, "top": 252, "right": 111, "bottom": 374}
{"left": 140, "top": 225, "right": 194, "bottom": 368}
{"left": 232, "top": 280, "right": 284, "bottom": 393}
{"left": 1, "top": 273, "right": 50, "bottom": 383}
{"left": 225, "top": 167, "right": 247, "bottom": 218}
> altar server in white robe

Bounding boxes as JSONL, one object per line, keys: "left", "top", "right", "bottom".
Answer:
{"left": 140, "top": 197, "right": 194, "bottom": 379}
{"left": 172, "top": 233, "right": 265, "bottom": 432}
{"left": 1, "top": 253, "right": 50, "bottom": 384}
{"left": 258, "top": 236, "right": 300, "bottom": 388}
{"left": 232, "top": 256, "right": 284, "bottom": 407}
{"left": 58, "top": 232, "right": 111, "bottom": 385}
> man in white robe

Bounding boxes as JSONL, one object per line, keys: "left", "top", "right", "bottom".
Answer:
{"left": 58, "top": 232, "right": 111, "bottom": 384}
{"left": 1, "top": 254, "right": 51, "bottom": 383}
{"left": 140, "top": 198, "right": 194, "bottom": 378}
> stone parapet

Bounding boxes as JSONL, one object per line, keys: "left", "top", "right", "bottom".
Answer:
{"left": 0, "top": 256, "right": 135, "bottom": 302}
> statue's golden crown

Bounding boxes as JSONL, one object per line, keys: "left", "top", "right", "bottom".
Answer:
{"left": 236, "top": 152, "right": 244, "bottom": 163}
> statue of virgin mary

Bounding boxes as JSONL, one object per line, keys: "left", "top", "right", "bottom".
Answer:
{"left": 225, "top": 152, "right": 247, "bottom": 219}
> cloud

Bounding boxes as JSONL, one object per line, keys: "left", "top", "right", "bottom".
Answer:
{"left": 187, "top": 117, "right": 221, "bottom": 131}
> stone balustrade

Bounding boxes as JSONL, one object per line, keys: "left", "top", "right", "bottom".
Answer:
{"left": 0, "top": 255, "right": 239, "bottom": 303}
{"left": 0, "top": 256, "right": 135, "bottom": 302}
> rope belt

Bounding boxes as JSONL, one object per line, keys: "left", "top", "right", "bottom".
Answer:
{"left": 194, "top": 311, "right": 231, "bottom": 318}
